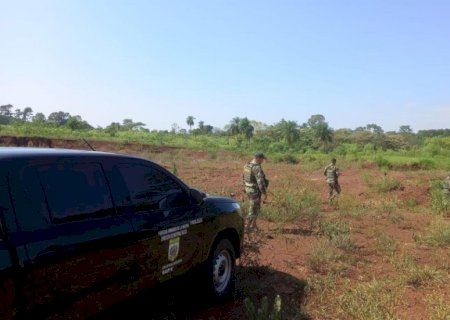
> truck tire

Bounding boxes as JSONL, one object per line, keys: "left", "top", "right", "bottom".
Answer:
{"left": 206, "top": 238, "right": 236, "bottom": 302}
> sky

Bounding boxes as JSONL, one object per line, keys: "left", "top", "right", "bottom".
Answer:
{"left": 1, "top": 0, "right": 450, "bottom": 132}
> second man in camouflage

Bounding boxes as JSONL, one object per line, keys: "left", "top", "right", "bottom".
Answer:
{"left": 243, "top": 152, "right": 269, "bottom": 230}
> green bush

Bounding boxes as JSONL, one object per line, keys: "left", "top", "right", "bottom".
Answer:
{"left": 374, "top": 156, "right": 391, "bottom": 169}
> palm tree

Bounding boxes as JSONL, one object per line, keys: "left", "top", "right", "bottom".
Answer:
{"left": 314, "top": 122, "right": 333, "bottom": 144}
{"left": 186, "top": 116, "right": 195, "bottom": 132}
{"left": 239, "top": 117, "right": 254, "bottom": 141}
{"left": 228, "top": 117, "right": 241, "bottom": 135}
{"left": 276, "top": 119, "right": 300, "bottom": 145}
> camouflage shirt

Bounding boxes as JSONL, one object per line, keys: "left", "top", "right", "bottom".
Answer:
{"left": 324, "top": 164, "right": 340, "bottom": 184}
{"left": 243, "top": 160, "right": 268, "bottom": 195}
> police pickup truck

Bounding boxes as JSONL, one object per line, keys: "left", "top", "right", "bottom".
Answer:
{"left": 0, "top": 147, "right": 243, "bottom": 319}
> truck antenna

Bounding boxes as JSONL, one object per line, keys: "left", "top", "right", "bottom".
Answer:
{"left": 82, "top": 138, "right": 96, "bottom": 151}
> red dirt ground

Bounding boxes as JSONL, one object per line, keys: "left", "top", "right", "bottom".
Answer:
{"left": 2, "top": 137, "right": 449, "bottom": 319}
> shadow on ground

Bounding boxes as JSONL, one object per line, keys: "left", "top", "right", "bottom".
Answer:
{"left": 89, "top": 266, "right": 309, "bottom": 320}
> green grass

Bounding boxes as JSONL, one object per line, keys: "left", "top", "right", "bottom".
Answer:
{"left": 429, "top": 180, "right": 450, "bottom": 216}
{"left": 375, "top": 233, "right": 398, "bottom": 260}
{"left": 373, "top": 176, "right": 401, "bottom": 193}
{"left": 337, "top": 280, "right": 399, "bottom": 320}
{"left": 425, "top": 293, "right": 450, "bottom": 320}
{"left": 392, "top": 253, "right": 444, "bottom": 287}
{"left": 2, "top": 123, "right": 450, "bottom": 170}
{"left": 306, "top": 240, "right": 340, "bottom": 274}
{"left": 319, "top": 219, "right": 351, "bottom": 240}
{"left": 262, "top": 183, "right": 321, "bottom": 230}
{"left": 336, "top": 194, "right": 371, "bottom": 218}
{"left": 414, "top": 217, "right": 450, "bottom": 247}
{"left": 305, "top": 274, "right": 337, "bottom": 317}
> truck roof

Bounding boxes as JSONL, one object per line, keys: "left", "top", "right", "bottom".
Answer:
{"left": 0, "top": 147, "right": 137, "bottom": 160}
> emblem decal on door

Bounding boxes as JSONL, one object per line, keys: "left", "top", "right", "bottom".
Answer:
{"left": 168, "top": 237, "right": 180, "bottom": 262}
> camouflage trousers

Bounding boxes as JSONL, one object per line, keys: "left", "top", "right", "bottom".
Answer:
{"left": 328, "top": 181, "right": 341, "bottom": 200}
{"left": 246, "top": 192, "right": 262, "bottom": 230}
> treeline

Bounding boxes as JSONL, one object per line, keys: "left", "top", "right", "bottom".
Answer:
{"left": 1, "top": 104, "right": 450, "bottom": 155}
{"left": 182, "top": 114, "right": 450, "bottom": 154}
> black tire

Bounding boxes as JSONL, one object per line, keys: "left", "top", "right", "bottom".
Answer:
{"left": 205, "top": 238, "right": 236, "bottom": 302}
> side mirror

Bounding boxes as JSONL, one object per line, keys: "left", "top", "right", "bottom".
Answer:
{"left": 190, "top": 188, "right": 206, "bottom": 204}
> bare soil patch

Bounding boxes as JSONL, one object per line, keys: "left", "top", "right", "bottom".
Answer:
{"left": 2, "top": 138, "right": 449, "bottom": 319}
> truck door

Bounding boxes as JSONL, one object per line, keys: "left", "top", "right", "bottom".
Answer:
{"left": 108, "top": 161, "right": 202, "bottom": 286}
{"left": 9, "top": 161, "right": 136, "bottom": 318}
{"left": 0, "top": 173, "right": 19, "bottom": 320}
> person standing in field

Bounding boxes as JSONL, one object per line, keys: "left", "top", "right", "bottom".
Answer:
{"left": 242, "top": 152, "right": 269, "bottom": 230}
{"left": 324, "top": 158, "right": 341, "bottom": 203}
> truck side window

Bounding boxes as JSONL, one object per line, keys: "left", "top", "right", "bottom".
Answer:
{"left": 37, "top": 163, "right": 114, "bottom": 223}
{"left": 12, "top": 166, "right": 51, "bottom": 231}
{"left": 115, "top": 164, "right": 189, "bottom": 213}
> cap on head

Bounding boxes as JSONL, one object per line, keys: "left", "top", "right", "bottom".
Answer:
{"left": 254, "top": 152, "right": 267, "bottom": 159}
{"left": 331, "top": 158, "right": 337, "bottom": 163}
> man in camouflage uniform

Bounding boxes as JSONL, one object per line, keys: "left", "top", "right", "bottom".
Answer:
{"left": 324, "top": 158, "right": 341, "bottom": 203}
{"left": 243, "top": 152, "right": 268, "bottom": 230}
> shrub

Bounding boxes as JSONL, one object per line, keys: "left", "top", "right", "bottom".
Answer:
{"left": 374, "top": 156, "right": 391, "bottom": 169}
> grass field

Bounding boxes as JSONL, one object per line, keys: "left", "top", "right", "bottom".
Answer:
{"left": 1, "top": 136, "right": 450, "bottom": 319}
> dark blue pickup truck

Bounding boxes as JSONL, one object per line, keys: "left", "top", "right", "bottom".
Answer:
{"left": 0, "top": 147, "right": 244, "bottom": 319}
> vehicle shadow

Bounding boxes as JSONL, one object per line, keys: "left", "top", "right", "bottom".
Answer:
{"left": 89, "top": 266, "right": 309, "bottom": 320}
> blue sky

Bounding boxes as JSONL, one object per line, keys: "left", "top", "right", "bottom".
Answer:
{"left": 1, "top": 0, "right": 449, "bottom": 132}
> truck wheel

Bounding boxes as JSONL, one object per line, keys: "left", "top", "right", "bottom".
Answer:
{"left": 206, "top": 238, "right": 236, "bottom": 302}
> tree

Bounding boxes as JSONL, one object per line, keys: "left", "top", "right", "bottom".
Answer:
{"left": 122, "top": 119, "right": 146, "bottom": 131}
{"left": 239, "top": 117, "right": 254, "bottom": 141}
{"left": 315, "top": 122, "right": 333, "bottom": 144}
{"left": 32, "top": 113, "right": 47, "bottom": 124}
{"left": 20, "top": 107, "right": 33, "bottom": 121}
{"left": 0, "top": 104, "right": 13, "bottom": 117}
{"left": 366, "top": 123, "right": 384, "bottom": 134}
{"left": 198, "top": 121, "right": 204, "bottom": 131}
{"left": 186, "top": 116, "right": 195, "bottom": 131}
{"left": 48, "top": 111, "right": 70, "bottom": 126}
{"left": 14, "top": 109, "right": 23, "bottom": 120}
{"left": 227, "top": 117, "right": 241, "bottom": 135}
{"left": 105, "top": 122, "right": 121, "bottom": 133}
{"left": 399, "top": 125, "right": 413, "bottom": 134}
{"left": 307, "top": 114, "right": 326, "bottom": 128}
{"left": 305, "top": 114, "right": 333, "bottom": 148}
{"left": 275, "top": 119, "right": 300, "bottom": 145}
{"left": 65, "top": 116, "right": 92, "bottom": 130}
{"left": 171, "top": 123, "right": 180, "bottom": 133}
